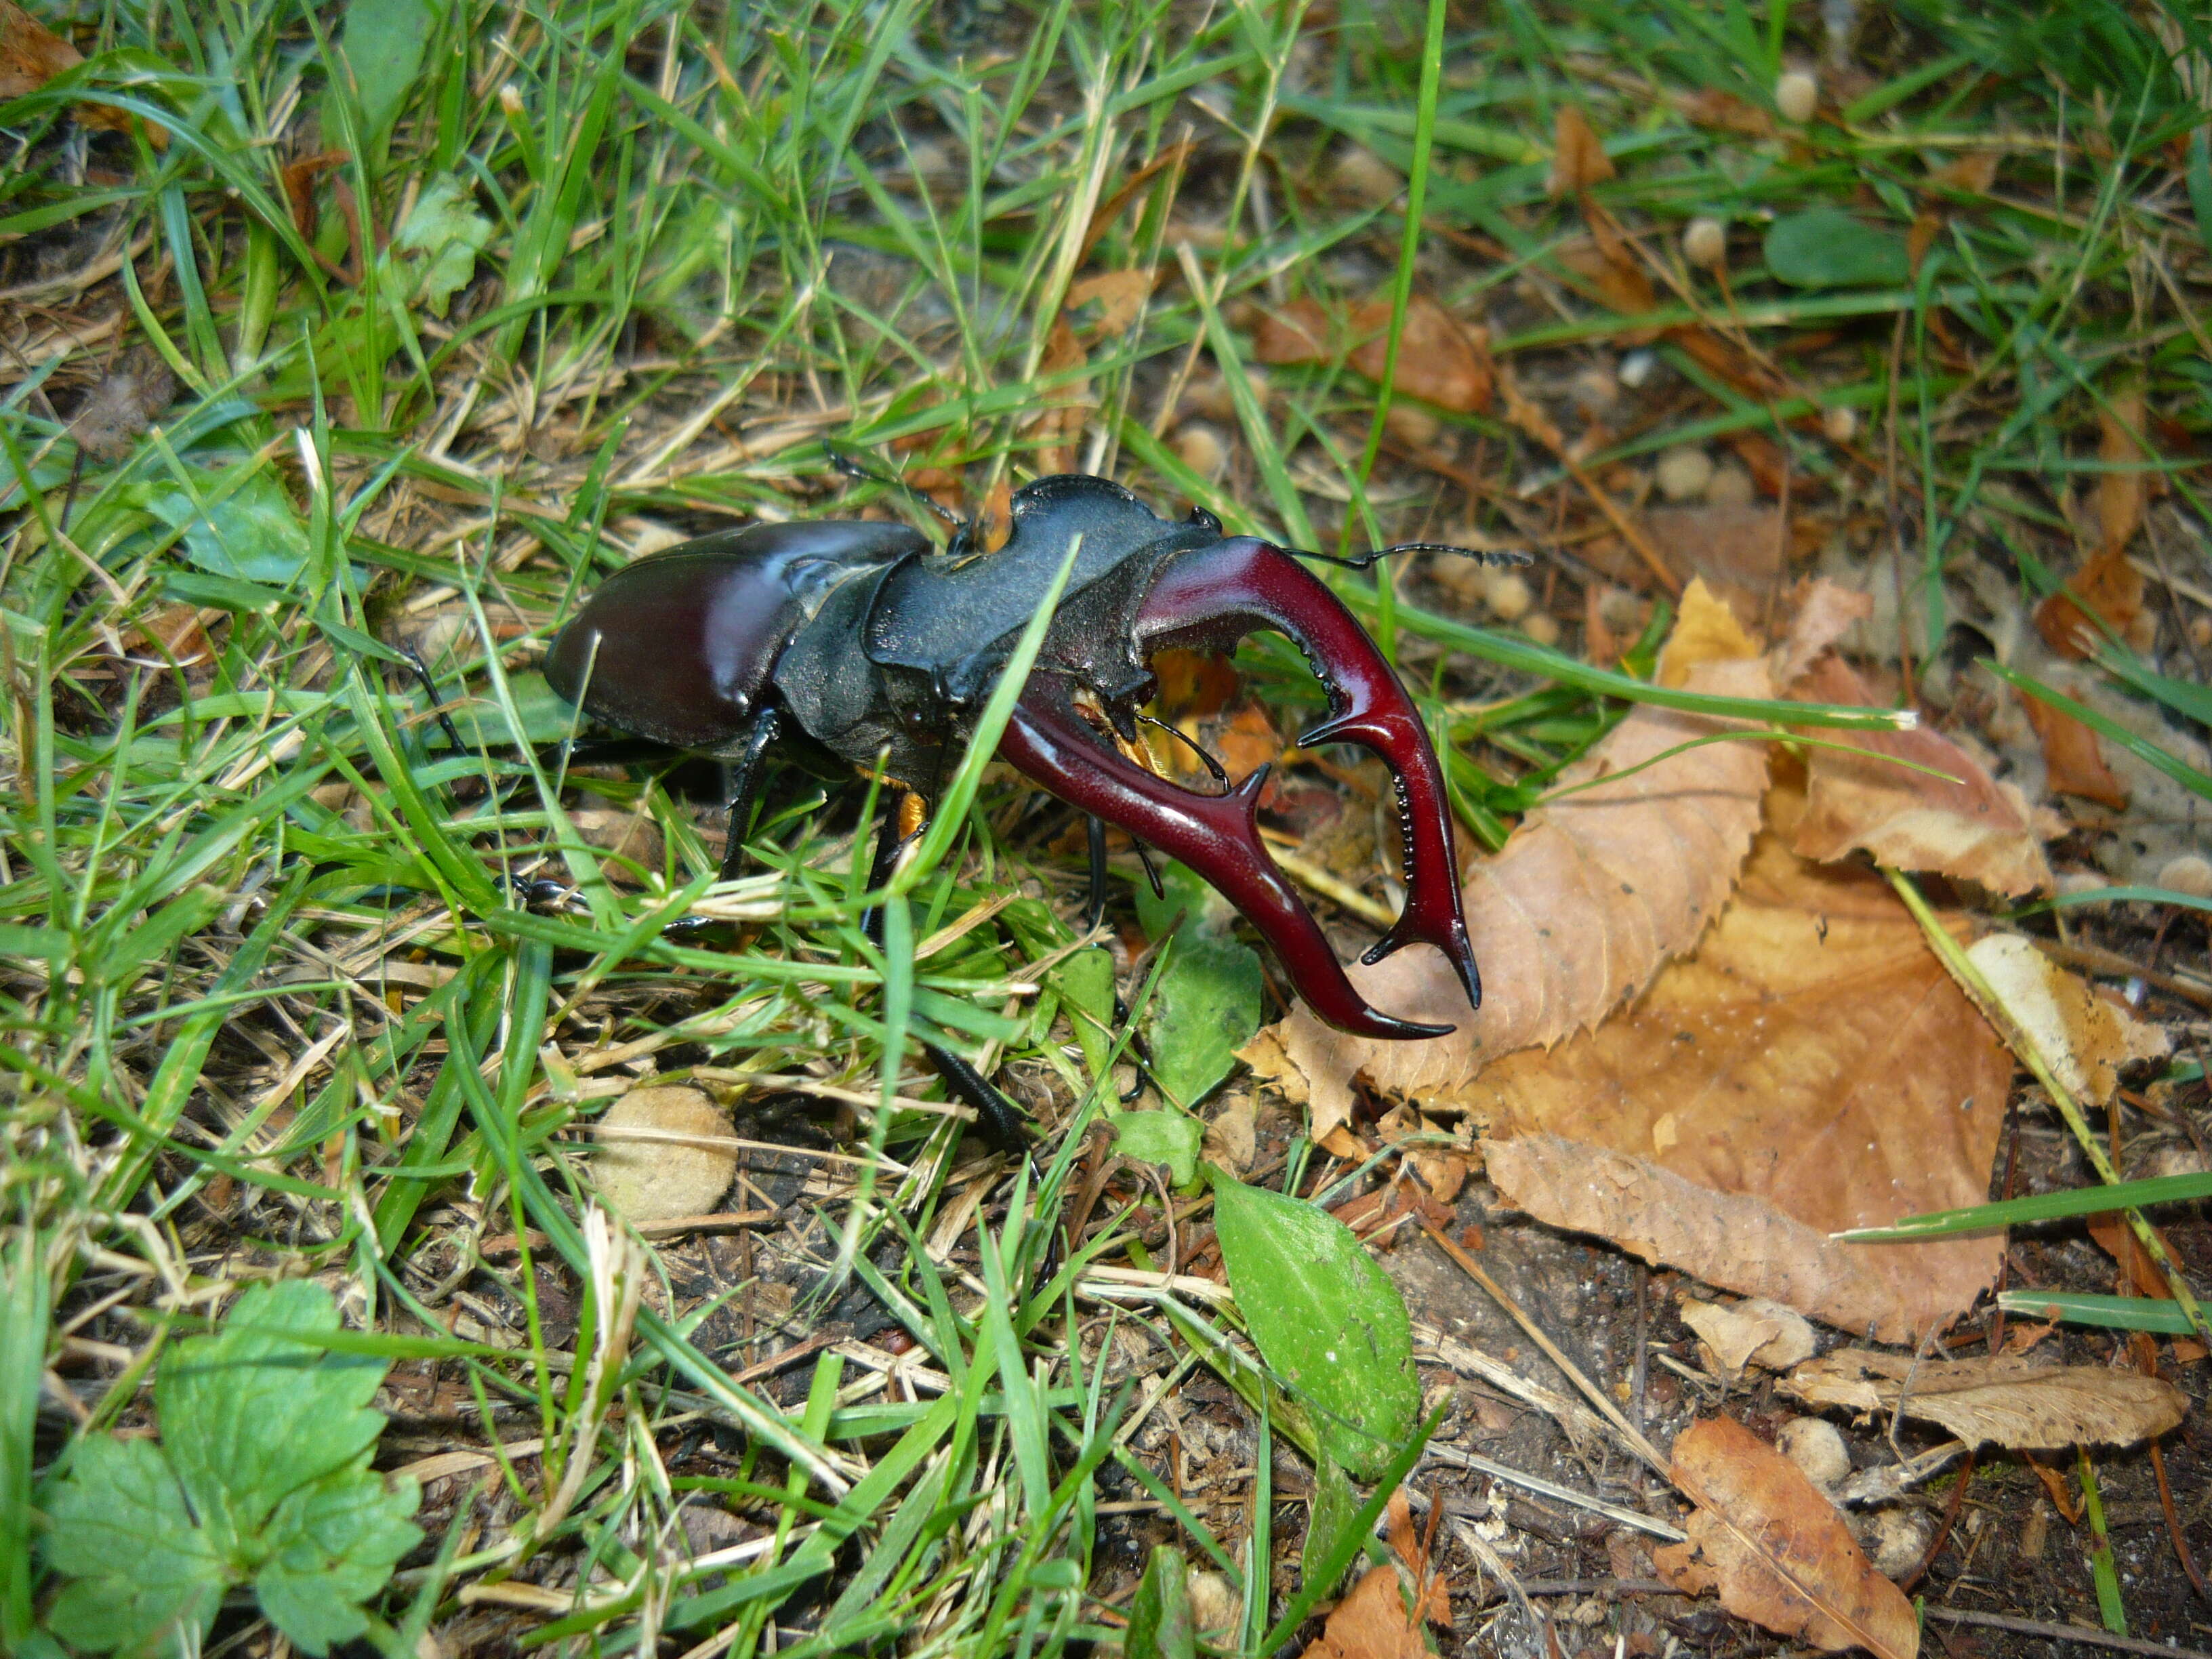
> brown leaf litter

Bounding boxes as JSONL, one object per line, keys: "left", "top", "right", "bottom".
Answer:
{"left": 1252, "top": 293, "right": 1493, "bottom": 414}
{"left": 1656, "top": 1416, "right": 1920, "bottom": 1659}
{"left": 1782, "top": 1349, "right": 2188, "bottom": 1450}
{"left": 1247, "top": 577, "right": 2063, "bottom": 1339}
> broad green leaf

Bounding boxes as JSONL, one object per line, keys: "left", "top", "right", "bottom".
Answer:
{"left": 386, "top": 176, "right": 492, "bottom": 317}
{"left": 155, "top": 1280, "right": 390, "bottom": 1556}
{"left": 333, "top": 0, "right": 436, "bottom": 141}
{"left": 1764, "top": 207, "right": 1910, "bottom": 289}
{"left": 1052, "top": 947, "right": 1118, "bottom": 1082}
{"left": 1124, "top": 1546, "right": 1195, "bottom": 1659}
{"left": 1210, "top": 1172, "right": 1419, "bottom": 1481}
{"left": 41, "top": 1436, "right": 225, "bottom": 1657}
{"left": 1109, "top": 1107, "right": 1203, "bottom": 1189}
{"left": 422, "top": 672, "right": 579, "bottom": 748}
{"left": 146, "top": 469, "right": 311, "bottom": 586}
{"left": 1134, "top": 862, "right": 1264, "bottom": 1105}
{"left": 254, "top": 1466, "right": 424, "bottom": 1656}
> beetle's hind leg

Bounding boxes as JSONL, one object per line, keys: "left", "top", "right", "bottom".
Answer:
{"left": 859, "top": 790, "right": 1032, "bottom": 1155}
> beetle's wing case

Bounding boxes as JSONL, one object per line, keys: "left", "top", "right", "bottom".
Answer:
{"left": 546, "top": 520, "right": 926, "bottom": 753}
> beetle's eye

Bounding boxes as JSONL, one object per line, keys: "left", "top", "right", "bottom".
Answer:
{"left": 1187, "top": 506, "right": 1222, "bottom": 533}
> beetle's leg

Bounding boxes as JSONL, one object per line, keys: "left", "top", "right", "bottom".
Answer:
{"left": 717, "top": 705, "right": 783, "bottom": 882}
{"left": 1134, "top": 539, "right": 1481, "bottom": 1014}
{"left": 1000, "top": 676, "right": 1453, "bottom": 1040}
{"left": 1083, "top": 815, "right": 1110, "bottom": 934}
{"left": 859, "top": 791, "right": 1032, "bottom": 1155}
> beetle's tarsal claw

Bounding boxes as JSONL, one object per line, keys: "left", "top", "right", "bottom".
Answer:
{"left": 998, "top": 678, "right": 1450, "bottom": 1041}
{"left": 1134, "top": 537, "right": 1481, "bottom": 1017}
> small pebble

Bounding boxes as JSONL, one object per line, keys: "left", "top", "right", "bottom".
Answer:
{"left": 2158, "top": 854, "right": 2212, "bottom": 899}
{"left": 1682, "top": 215, "right": 1727, "bottom": 268}
{"left": 1483, "top": 570, "right": 1533, "bottom": 621}
{"left": 593, "top": 1086, "right": 735, "bottom": 1224}
{"left": 1655, "top": 446, "right": 1715, "bottom": 502}
{"left": 1385, "top": 401, "right": 1441, "bottom": 446}
{"left": 1861, "top": 1508, "right": 1933, "bottom": 1580}
{"left": 1776, "top": 69, "right": 1820, "bottom": 123}
{"left": 1704, "top": 462, "right": 1756, "bottom": 508}
{"left": 1174, "top": 422, "right": 1228, "bottom": 480}
{"left": 1520, "top": 610, "right": 1561, "bottom": 647}
{"left": 1330, "top": 144, "right": 1403, "bottom": 205}
{"left": 1618, "top": 348, "right": 1657, "bottom": 388}
{"left": 2055, "top": 869, "right": 2110, "bottom": 897}
{"left": 1569, "top": 363, "right": 1620, "bottom": 415}
{"left": 1822, "top": 405, "right": 1860, "bottom": 444}
{"left": 1778, "top": 1417, "right": 1850, "bottom": 1489}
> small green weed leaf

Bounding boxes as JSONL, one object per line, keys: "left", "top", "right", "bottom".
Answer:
{"left": 1132, "top": 858, "right": 1234, "bottom": 940}
{"left": 1145, "top": 933, "right": 1264, "bottom": 1105}
{"left": 156, "top": 1280, "right": 393, "bottom": 1555}
{"left": 333, "top": 0, "right": 436, "bottom": 142}
{"left": 1051, "top": 946, "right": 1118, "bottom": 1082}
{"left": 42, "top": 1282, "right": 418, "bottom": 1656}
{"left": 1763, "top": 207, "right": 1910, "bottom": 288}
{"left": 386, "top": 177, "right": 492, "bottom": 316}
{"left": 146, "top": 470, "right": 311, "bottom": 586}
{"left": 1108, "top": 1107, "right": 1203, "bottom": 1189}
{"left": 1300, "top": 1452, "right": 1361, "bottom": 1595}
{"left": 254, "top": 1466, "right": 424, "bottom": 1654}
{"left": 1209, "top": 1172, "right": 1419, "bottom": 1481}
{"left": 1124, "top": 1545, "right": 1195, "bottom": 1659}
{"left": 41, "top": 1436, "right": 226, "bottom": 1657}
{"left": 422, "top": 673, "right": 575, "bottom": 748}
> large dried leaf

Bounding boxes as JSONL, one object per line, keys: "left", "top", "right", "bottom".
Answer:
{"left": 1246, "top": 581, "right": 1782, "bottom": 1134}
{"left": 1792, "top": 654, "right": 2052, "bottom": 897}
{"left": 1655, "top": 1417, "right": 1919, "bottom": 1659}
{"left": 1467, "top": 804, "right": 2011, "bottom": 1340}
{"left": 1307, "top": 1565, "right": 1427, "bottom": 1659}
{"left": 1782, "top": 1351, "right": 2188, "bottom": 1449}
{"left": 1963, "top": 935, "right": 2168, "bottom": 1107}
{"left": 0, "top": 0, "right": 77, "bottom": 97}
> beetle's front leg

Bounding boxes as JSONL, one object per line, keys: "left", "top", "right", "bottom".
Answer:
{"left": 859, "top": 792, "right": 1032, "bottom": 1155}
{"left": 1134, "top": 539, "right": 1482, "bottom": 1015}
{"left": 717, "top": 705, "right": 784, "bottom": 882}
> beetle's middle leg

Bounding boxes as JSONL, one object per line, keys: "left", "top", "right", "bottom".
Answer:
{"left": 716, "top": 705, "right": 784, "bottom": 882}
{"left": 858, "top": 789, "right": 1031, "bottom": 1155}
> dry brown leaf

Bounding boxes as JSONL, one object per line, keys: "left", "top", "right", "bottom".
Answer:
{"left": 1308, "top": 1565, "right": 1427, "bottom": 1659}
{"left": 2036, "top": 391, "right": 2149, "bottom": 659}
{"left": 1642, "top": 504, "right": 1792, "bottom": 618}
{"left": 2018, "top": 691, "right": 2128, "bottom": 809}
{"left": 1384, "top": 1489, "right": 1451, "bottom": 1627}
{"left": 1681, "top": 1295, "right": 1817, "bottom": 1378}
{"left": 1483, "top": 1135, "right": 1986, "bottom": 1344}
{"left": 1252, "top": 297, "right": 1332, "bottom": 365}
{"left": 1929, "top": 150, "right": 2002, "bottom": 194}
{"left": 1249, "top": 294, "right": 1492, "bottom": 412}
{"left": 1791, "top": 653, "right": 2051, "bottom": 897}
{"left": 592, "top": 1087, "right": 735, "bottom": 1224}
{"left": 0, "top": 0, "right": 78, "bottom": 96}
{"left": 1347, "top": 295, "right": 1492, "bottom": 413}
{"left": 1065, "top": 268, "right": 1154, "bottom": 340}
{"left": 1677, "top": 87, "right": 1776, "bottom": 138}
{"left": 1464, "top": 798, "right": 2011, "bottom": 1340}
{"left": 1964, "top": 935, "right": 2169, "bottom": 1106}
{"left": 1547, "top": 103, "right": 1616, "bottom": 197}
{"left": 1782, "top": 1351, "right": 2187, "bottom": 1449}
{"left": 1654, "top": 1416, "right": 1919, "bottom": 1659}
{"left": 1248, "top": 579, "right": 1774, "bottom": 1138}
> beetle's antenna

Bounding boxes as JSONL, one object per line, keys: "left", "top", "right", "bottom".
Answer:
{"left": 401, "top": 647, "right": 472, "bottom": 760}
{"left": 1136, "top": 712, "right": 1232, "bottom": 794}
{"left": 1286, "top": 540, "right": 1532, "bottom": 571}
{"left": 822, "top": 439, "right": 964, "bottom": 531}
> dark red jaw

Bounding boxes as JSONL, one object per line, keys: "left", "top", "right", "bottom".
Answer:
{"left": 995, "top": 537, "right": 1479, "bottom": 1041}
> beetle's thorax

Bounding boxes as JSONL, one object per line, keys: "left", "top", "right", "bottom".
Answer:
{"left": 771, "top": 476, "right": 1219, "bottom": 792}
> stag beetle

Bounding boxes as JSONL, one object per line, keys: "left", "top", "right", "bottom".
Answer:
{"left": 547, "top": 464, "right": 1521, "bottom": 1061}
